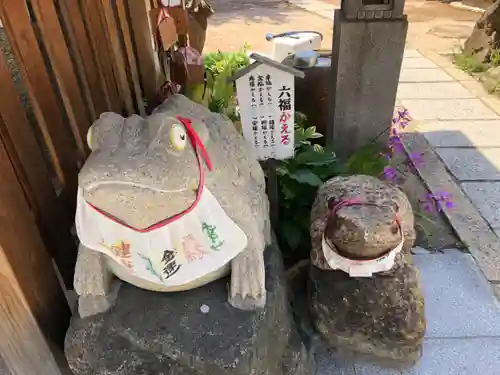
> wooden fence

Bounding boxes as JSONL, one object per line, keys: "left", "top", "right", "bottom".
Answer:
{"left": 0, "top": 0, "right": 161, "bottom": 373}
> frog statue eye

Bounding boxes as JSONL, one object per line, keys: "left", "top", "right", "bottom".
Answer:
{"left": 170, "top": 123, "right": 188, "bottom": 151}
{"left": 86, "top": 125, "right": 94, "bottom": 151}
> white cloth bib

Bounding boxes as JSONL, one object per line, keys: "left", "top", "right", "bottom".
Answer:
{"left": 321, "top": 234, "right": 404, "bottom": 277}
{"left": 75, "top": 187, "right": 248, "bottom": 287}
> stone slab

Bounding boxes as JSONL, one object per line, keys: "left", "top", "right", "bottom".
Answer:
{"left": 493, "top": 284, "right": 500, "bottom": 302}
{"left": 0, "top": 357, "right": 9, "bottom": 375}
{"left": 401, "top": 132, "right": 500, "bottom": 283}
{"left": 413, "top": 250, "right": 500, "bottom": 337}
{"left": 401, "top": 57, "right": 438, "bottom": 69}
{"left": 417, "top": 120, "right": 500, "bottom": 147}
{"left": 397, "top": 82, "right": 474, "bottom": 99}
{"left": 353, "top": 338, "right": 500, "bottom": 375}
{"left": 435, "top": 148, "right": 500, "bottom": 180}
{"left": 316, "top": 351, "right": 355, "bottom": 375}
{"left": 316, "top": 9, "right": 334, "bottom": 19}
{"left": 65, "top": 244, "right": 314, "bottom": 375}
{"left": 403, "top": 50, "right": 423, "bottom": 58}
{"left": 291, "top": 0, "right": 335, "bottom": 11}
{"left": 399, "top": 69, "right": 454, "bottom": 83}
{"left": 328, "top": 11, "right": 407, "bottom": 156}
{"left": 461, "top": 182, "right": 500, "bottom": 228}
{"left": 400, "top": 99, "right": 499, "bottom": 120}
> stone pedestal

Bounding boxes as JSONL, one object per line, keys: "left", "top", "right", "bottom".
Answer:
{"left": 327, "top": 11, "right": 408, "bottom": 157}
{"left": 309, "top": 252, "right": 425, "bottom": 363}
{"left": 65, "top": 243, "right": 315, "bottom": 375}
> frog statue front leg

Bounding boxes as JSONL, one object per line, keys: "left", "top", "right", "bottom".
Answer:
{"left": 74, "top": 244, "right": 121, "bottom": 318}
{"left": 228, "top": 201, "right": 270, "bottom": 310}
{"left": 209, "top": 166, "right": 271, "bottom": 310}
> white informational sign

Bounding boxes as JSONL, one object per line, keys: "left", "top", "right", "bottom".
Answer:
{"left": 236, "top": 64, "right": 295, "bottom": 160}
{"left": 161, "top": 0, "right": 182, "bottom": 6}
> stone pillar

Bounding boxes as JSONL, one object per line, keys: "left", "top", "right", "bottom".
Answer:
{"left": 326, "top": 9, "right": 407, "bottom": 158}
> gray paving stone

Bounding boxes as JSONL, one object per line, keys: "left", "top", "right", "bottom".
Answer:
{"left": 291, "top": 0, "right": 335, "bottom": 11}
{"left": 413, "top": 249, "right": 500, "bottom": 338}
{"left": 397, "top": 82, "right": 474, "bottom": 99}
{"left": 400, "top": 99, "right": 499, "bottom": 120}
{"left": 402, "top": 132, "right": 500, "bottom": 282}
{"left": 404, "top": 50, "right": 423, "bottom": 58}
{"left": 418, "top": 120, "right": 500, "bottom": 147}
{"left": 411, "top": 246, "right": 432, "bottom": 255}
{"left": 401, "top": 57, "right": 438, "bottom": 69}
{"left": 316, "top": 351, "right": 356, "bottom": 375}
{"left": 354, "top": 338, "right": 500, "bottom": 375}
{"left": 435, "top": 148, "right": 500, "bottom": 180}
{"left": 0, "top": 357, "right": 9, "bottom": 375}
{"left": 316, "top": 9, "right": 334, "bottom": 19}
{"left": 461, "top": 182, "right": 500, "bottom": 228}
{"left": 493, "top": 284, "right": 500, "bottom": 302}
{"left": 399, "top": 68, "right": 454, "bottom": 82}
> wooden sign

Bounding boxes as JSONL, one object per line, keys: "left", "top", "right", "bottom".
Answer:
{"left": 168, "top": 6, "right": 189, "bottom": 35}
{"left": 235, "top": 64, "right": 297, "bottom": 160}
{"left": 150, "top": 7, "right": 177, "bottom": 51}
{"left": 172, "top": 47, "right": 205, "bottom": 85}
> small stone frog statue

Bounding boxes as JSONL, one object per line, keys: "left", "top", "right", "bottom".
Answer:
{"left": 308, "top": 175, "right": 425, "bottom": 363}
{"left": 74, "top": 94, "right": 271, "bottom": 318}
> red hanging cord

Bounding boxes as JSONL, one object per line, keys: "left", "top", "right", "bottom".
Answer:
{"left": 86, "top": 116, "right": 212, "bottom": 233}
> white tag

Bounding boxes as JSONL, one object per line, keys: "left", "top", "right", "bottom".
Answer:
{"left": 321, "top": 233, "right": 404, "bottom": 277}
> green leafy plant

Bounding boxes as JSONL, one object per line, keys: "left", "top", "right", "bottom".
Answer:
{"left": 276, "top": 113, "right": 339, "bottom": 259}
{"left": 276, "top": 113, "right": 389, "bottom": 262}
{"left": 187, "top": 44, "right": 251, "bottom": 121}
{"left": 490, "top": 49, "right": 500, "bottom": 67}
{"left": 453, "top": 52, "right": 488, "bottom": 74}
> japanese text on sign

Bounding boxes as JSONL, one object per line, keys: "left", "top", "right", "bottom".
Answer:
{"left": 236, "top": 64, "right": 295, "bottom": 160}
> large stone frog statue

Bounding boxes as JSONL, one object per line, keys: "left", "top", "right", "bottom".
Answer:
{"left": 74, "top": 94, "right": 271, "bottom": 317}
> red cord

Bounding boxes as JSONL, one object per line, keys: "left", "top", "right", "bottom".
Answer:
{"left": 86, "top": 116, "right": 212, "bottom": 233}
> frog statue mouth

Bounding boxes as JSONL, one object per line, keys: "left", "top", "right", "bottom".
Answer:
{"left": 324, "top": 197, "right": 403, "bottom": 260}
{"left": 80, "top": 116, "right": 213, "bottom": 232}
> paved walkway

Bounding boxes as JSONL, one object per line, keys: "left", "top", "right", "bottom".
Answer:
{"left": 282, "top": 1, "right": 500, "bottom": 373}
{"left": 317, "top": 248, "right": 500, "bottom": 375}
{"left": 396, "top": 48, "right": 500, "bottom": 296}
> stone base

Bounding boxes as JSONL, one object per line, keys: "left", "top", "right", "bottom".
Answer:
{"left": 65, "top": 243, "right": 315, "bottom": 375}
{"left": 309, "top": 252, "right": 425, "bottom": 363}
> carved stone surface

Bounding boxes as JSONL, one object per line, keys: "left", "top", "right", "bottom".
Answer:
{"left": 328, "top": 11, "right": 407, "bottom": 156}
{"left": 464, "top": 0, "right": 500, "bottom": 63}
{"left": 74, "top": 94, "right": 271, "bottom": 315}
{"left": 308, "top": 175, "right": 425, "bottom": 362}
{"left": 309, "top": 253, "right": 425, "bottom": 362}
{"left": 65, "top": 243, "right": 315, "bottom": 375}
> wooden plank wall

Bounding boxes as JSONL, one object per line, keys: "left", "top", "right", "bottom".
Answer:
{"left": 0, "top": 0, "right": 160, "bottom": 373}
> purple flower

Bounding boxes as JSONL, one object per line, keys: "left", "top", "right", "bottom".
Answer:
{"left": 392, "top": 117, "right": 399, "bottom": 124}
{"left": 397, "top": 109, "right": 409, "bottom": 119}
{"left": 382, "top": 167, "right": 398, "bottom": 182}
{"left": 421, "top": 192, "right": 454, "bottom": 212}
{"left": 388, "top": 135, "right": 404, "bottom": 153}
{"left": 399, "top": 121, "right": 409, "bottom": 129}
{"left": 408, "top": 152, "right": 425, "bottom": 168}
{"left": 379, "top": 151, "right": 391, "bottom": 161}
